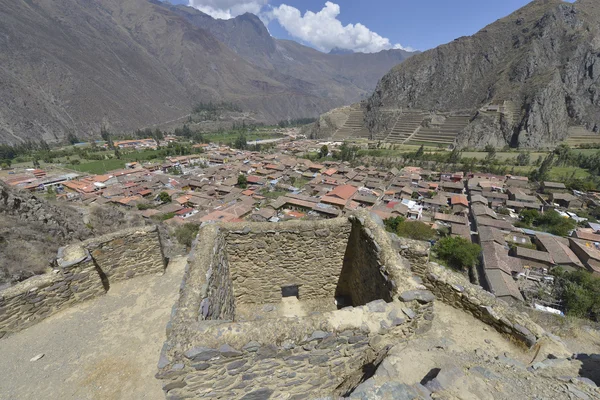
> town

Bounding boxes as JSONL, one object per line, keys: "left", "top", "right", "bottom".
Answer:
{"left": 2, "top": 136, "right": 599, "bottom": 320}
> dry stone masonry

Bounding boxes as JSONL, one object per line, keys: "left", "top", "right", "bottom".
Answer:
{"left": 0, "top": 226, "right": 166, "bottom": 338}
{"left": 157, "top": 213, "right": 433, "bottom": 399}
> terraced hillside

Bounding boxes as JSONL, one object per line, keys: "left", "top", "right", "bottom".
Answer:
{"left": 566, "top": 126, "right": 600, "bottom": 147}
{"left": 408, "top": 115, "right": 471, "bottom": 146}
{"left": 331, "top": 105, "right": 370, "bottom": 140}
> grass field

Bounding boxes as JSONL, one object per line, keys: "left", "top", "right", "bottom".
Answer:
{"left": 201, "top": 131, "right": 283, "bottom": 144}
{"left": 67, "top": 159, "right": 127, "bottom": 174}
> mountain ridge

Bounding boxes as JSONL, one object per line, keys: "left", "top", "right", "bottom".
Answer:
{"left": 0, "top": 0, "right": 414, "bottom": 145}
{"left": 364, "top": 0, "right": 600, "bottom": 148}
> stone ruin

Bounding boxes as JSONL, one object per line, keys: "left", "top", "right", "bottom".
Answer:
{"left": 157, "top": 212, "right": 565, "bottom": 399}
{"left": 156, "top": 213, "right": 435, "bottom": 398}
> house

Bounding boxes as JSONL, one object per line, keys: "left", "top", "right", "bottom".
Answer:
{"left": 423, "top": 195, "right": 448, "bottom": 213}
{"left": 450, "top": 223, "right": 471, "bottom": 240}
{"left": 470, "top": 194, "right": 488, "bottom": 206}
{"left": 440, "top": 181, "right": 464, "bottom": 194}
{"left": 568, "top": 239, "right": 600, "bottom": 276}
{"left": 572, "top": 229, "right": 600, "bottom": 242}
{"left": 481, "top": 241, "right": 524, "bottom": 304}
{"left": 549, "top": 193, "right": 583, "bottom": 209}
{"left": 535, "top": 234, "right": 584, "bottom": 271}
{"left": 510, "top": 246, "right": 555, "bottom": 269}
{"left": 321, "top": 184, "right": 358, "bottom": 209}
{"left": 474, "top": 215, "right": 514, "bottom": 231}
{"left": 542, "top": 181, "right": 568, "bottom": 193}
{"left": 451, "top": 195, "right": 469, "bottom": 214}
{"left": 175, "top": 208, "right": 199, "bottom": 219}
{"left": 478, "top": 226, "right": 507, "bottom": 246}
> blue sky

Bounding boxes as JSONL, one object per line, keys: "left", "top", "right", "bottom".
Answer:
{"left": 169, "top": 0, "right": 539, "bottom": 51}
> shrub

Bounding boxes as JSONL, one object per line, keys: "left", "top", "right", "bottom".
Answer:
{"left": 434, "top": 236, "right": 481, "bottom": 271}
{"left": 384, "top": 217, "right": 436, "bottom": 241}
{"left": 158, "top": 191, "right": 172, "bottom": 203}
{"left": 174, "top": 223, "right": 200, "bottom": 248}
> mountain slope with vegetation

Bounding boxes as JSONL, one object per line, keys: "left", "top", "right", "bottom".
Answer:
{"left": 365, "top": 0, "right": 600, "bottom": 148}
{"left": 0, "top": 0, "right": 414, "bottom": 145}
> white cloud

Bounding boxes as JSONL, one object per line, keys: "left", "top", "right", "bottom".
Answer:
{"left": 188, "top": 0, "right": 267, "bottom": 19}
{"left": 268, "top": 2, "right": 412, "bottom": 53}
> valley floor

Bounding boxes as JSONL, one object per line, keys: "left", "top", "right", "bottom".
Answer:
{"left": 0, "top": 257, "right": 187, "bottom": 400}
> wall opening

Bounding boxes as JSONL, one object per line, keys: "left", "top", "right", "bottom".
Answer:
{"left": 282, "top": 285, "right": 299, "bottom": 299}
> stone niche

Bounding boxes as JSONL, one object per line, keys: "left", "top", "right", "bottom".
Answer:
{"left": 157, "top": 213, "right": 433, "bottom": 399}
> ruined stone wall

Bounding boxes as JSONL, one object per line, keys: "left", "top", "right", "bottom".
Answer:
{"left": 224, "top": 219, "right": 352, "bottom": 304}
{"left": 84, "top": 226, "right": 165, "bottom": 282}
{"left": 200, "top": 228, "right": 235, "bottom": 321}
{"left": 337, "top": 221, "right": 395, "bottom": 306}
{"left": 0, "top": 226, "right": 165, "bottom": 338}
{"left": 158, "top": 213, "right": 430, "bottom": 398}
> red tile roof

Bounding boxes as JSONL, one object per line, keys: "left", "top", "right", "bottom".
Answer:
{"left": 327, "top": 184, "right": 357, "bottom": 200}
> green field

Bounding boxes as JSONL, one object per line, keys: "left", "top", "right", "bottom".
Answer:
{"left": 67, "top": 159, "right": 127, "bottom": 174}
{"left": 201, "top": 131, "right": 283, "bottom": 144}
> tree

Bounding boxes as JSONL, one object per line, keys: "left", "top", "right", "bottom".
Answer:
{"left": 237, "top": 174, "right": 248, "bottom": 189}
{"left": 530, "top": 153, "right": 555, "bottom": 182}
{"left": 114, "top": 147, "right": 122, "bottom": 160}
{"left": 484, "top": 145, "right": 496, "bottom": 161}
{"left": 516, "top": 151, "right": 531, "bottom": 166}
{"left": 233, "top": 133, "right": 248, "bottom": 150}
{"left": 554, "top": 144, "right": 573, "bottom": 166}
{"left": 519, "top": 209, "right": 539, "bottom": 226}
{"left": 448, "top": 148, "right": 462, "bottom": 164}
{"left": 384, "top": 217, "right": 436, "bottom": 241}
{"left": 434, "top": 237, "right": 481, "bottom": 271}
{"left": 174, "top": 223, "right": 200, "bottom": 249}
{"left": 319, "top": 145, "right": 329, "bottom": 159}
{"left": 158, "top": 191, "right": 172, "bottom": 203}
{"left": 67, "top": 132, "right": 80, "bottom": 145}
{"left": 415, "top": 144, "right": 425, "bottom": 158}
{"left": 101, "top": 126, "right": 114, "bottom": 150}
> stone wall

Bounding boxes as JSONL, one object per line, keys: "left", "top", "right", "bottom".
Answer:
{"left": 336, "top": 219, "right": 395, "bottom": 306}
{"left": 83, "top": 226, "right": 166, "bottom": 282}
{"left": 200, "top": 228, "right": 235, "bottom": 321}
{"left": 0, "top": 226, "right": 165, "bottom": 338}
{"left": 158, "top": 213, "right": 431, "bottom": 399}
{"left": 224, "top": 219, "right": 352, "bottom": 304}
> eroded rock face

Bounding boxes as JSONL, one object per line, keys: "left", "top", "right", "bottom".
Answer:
{"left": 365, "top": 0, "right": 600, "bottom": 149}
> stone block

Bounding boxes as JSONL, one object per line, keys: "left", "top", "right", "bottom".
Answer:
{"left": 422, "top": 366, "right": 464, "bottom": 393}
{"left": 219, "top": 344, "right": 242, "bottom": 358}
{"left": 184, "top": 347, "right": 219, "bottom": 362}
{"left": 399, "top": 290, "right": 435, "bottom": 304}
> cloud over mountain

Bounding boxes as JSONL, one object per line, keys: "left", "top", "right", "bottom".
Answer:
{"left": 268, "top": 2, "right": 412, "bottom": 53}
{"left": 186, "top": 1, "right": 412, "bottom": 53}
{"left": 188, "top": 0, "right": 267, "bottom": 19}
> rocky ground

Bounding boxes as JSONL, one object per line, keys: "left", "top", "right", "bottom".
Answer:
{"left": 1, "top": 252, "right": 599, "bottom": 399}
{"left": 0, "top": 256, "right": 186, "bottom": 400}
{"left": 350, "top": 302, "right": 600, "bottom": 400}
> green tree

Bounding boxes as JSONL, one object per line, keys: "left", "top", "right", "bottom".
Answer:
{"left": 415, "top": 144, "right": 425, "bottom": 158}
{"left": 519, "top": 209, "right": 540, "bottom": 226}
{"left": 174, "top": 223, "right": 200, "bottom": 249}
{"left": 101, "top": 126, "right": 115, "bottom": 150}
{"left": 237, "top": 174, "right": 248, "bottom": 189}
{"left": 234, "top": 133, "right": 248, "bottom": 150}
{"left": 530, "top": 153, "right": 555, "bottom": 182}
{"left": 516, "top": 151, "right": 531, "bottom": 166}
{"left": 448, "top": 148, "right": 462, "bottom": 164}
{"left": 384, "top": 217, "right": 436, "bottom": 241}
{"left": 158, "top": 191, "right": 172, "bottom": 203}
{"left": 319, "top": 145, "right": 329, "bottom": 159}
{"left": 484, "top": 145, "right": 496, "bottom": 161}
{"left": 434, "top": 237, "right": 481, "bottom": 271}
{"left": 396, "top": 221, "right": 437, "bottom": 241}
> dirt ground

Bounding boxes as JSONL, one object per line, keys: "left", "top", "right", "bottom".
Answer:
{"left": 0, "top": 256, "right": 187, "bottom": 400}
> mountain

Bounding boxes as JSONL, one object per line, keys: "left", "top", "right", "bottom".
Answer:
{"left": 365, "top": 0, "right": 600, "bottom": 148}
{"left": 0, "top": 0, "right": 415, "bottom": 145}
